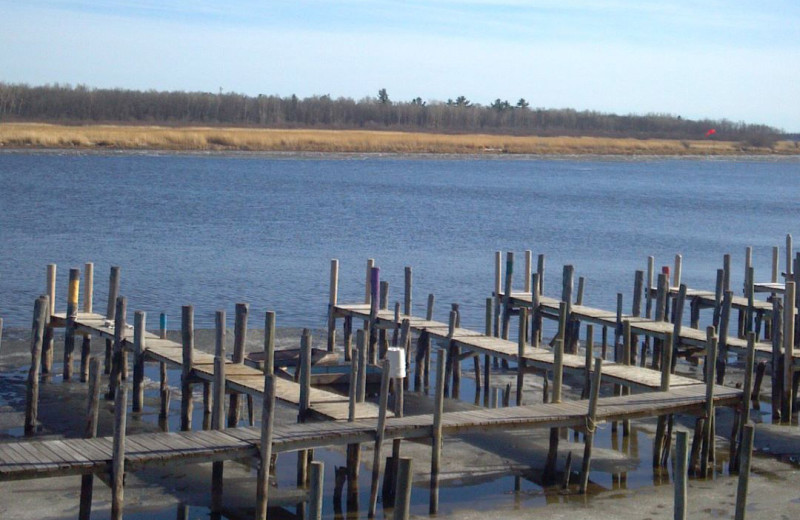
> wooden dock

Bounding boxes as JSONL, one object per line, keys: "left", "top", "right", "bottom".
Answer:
{"left": 333, "top": 303, "right": 702, "bottom": 391}
{"left": 0, "top": 383, "right": 741, "bottom": 481}
{"left": 50, "top": 310, "right": 382, "bottom": 421}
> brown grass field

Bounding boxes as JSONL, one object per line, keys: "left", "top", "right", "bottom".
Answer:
{"left": 0, "top": 122, "right": 797, "bottom": 155}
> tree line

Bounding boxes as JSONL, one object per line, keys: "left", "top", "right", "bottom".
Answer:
{"left": 0, "top": 82, "right": 782, "bottom": 142}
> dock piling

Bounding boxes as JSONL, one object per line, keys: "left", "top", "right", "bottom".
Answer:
{"left": 25, "top": 295, "right": 48, "bottom": 436}
{"left": 180, "top": 305, "right": 194, "bottom": 431}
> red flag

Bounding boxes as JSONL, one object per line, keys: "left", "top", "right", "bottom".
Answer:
{"left": 705, "top": 128, "right": 717, "bottom": 137}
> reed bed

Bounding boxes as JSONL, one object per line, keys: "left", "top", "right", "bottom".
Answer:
{"left": 0, "top": 123, "right": 796, "bottom": 155}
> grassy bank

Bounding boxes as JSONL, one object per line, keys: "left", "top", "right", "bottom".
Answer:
{"left": 1, "top": 122, "right": 797, "bottom": 155}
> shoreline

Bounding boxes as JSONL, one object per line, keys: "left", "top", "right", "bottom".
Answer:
{"left": 1, "top": 122, "right": 798, "bottom": 156}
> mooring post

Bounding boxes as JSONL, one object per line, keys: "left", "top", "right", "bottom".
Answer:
{"left": 80, "top": 262, "right": 94, "bottom": 382}
{"left": 255, "top": 373, "right": 276, "bottom": 520}
{"left": 357, "top": 329, "right": 367, "bottom": 402}
{"left": 328, "top": 259, "right": 339, "bottom": 352}
{"left": 581, "top": 324, "right": 594, "bottom": 399}
{"left": 105, "top": 266, "right": 121, "bottom": 375}
{"left": 494, "top": 251, "right": 502, "bottom": 338}
{"left": 734, "top": 332, "right": 756, "bottom": 470}
{"left": 501, "top": 251, "right": 514, "bottom": 340}
{"left": 369, "top": 267, "right": 380, "bottom": 361}
{"left": 158, "top": 313, "right": 170, "bottom": 420}
{"left": 544, "top": 337, "right": 564, "bottom": 483}
{"left": 299, "top": 328, "right": 312, "bottom": 422}
{"left": 132, "top": 311, "right": 146, "bottom": 412}
{"left": 111, "top": 375, "right": 128, "bottom": 520}
{"left": 42, "top": 264, "right": 57, "bottom": 374}
{"left": 107, "top": 296, "right": 127, "bottom": 400}
{"left": 701, "top": 327, "right": 717, "bottom": 476}
{"left": 782, "top": 281, "right": 795, "bottom": 421}
{"left": 211, "top": 310, "right": 227, "bottom": 514}
{"left": 302, "top": 460, "right": 323, "bottom": 520}
{"left": 180, "top": 305, "right": 194, "bottom": 431}
{"left": 25, "top": 295, "right": 49, "bottom": 436}
{"left": 484, "top": 297, "right": 492, "bottom": 402}
{"left": 227, "top": 302, "right": 248, "bottom": 427}
{"left": 717, "top": 291, "right": 733, "bottom": 384}
{"left": 734, "top": 424, "right": 755, "bottom": 520}
{"left": 393, "top": 457, "right": 413, "bottom": 520}
{"left": 579, "top": 357, "right": 603, "bottom": 494}
{"left": 430, "top": 348, "right": 446, "bottom": 514}
{"left": 63, "top": 267, "right": 80, "bottom": 381}
{"left": 516, "top": 307, "right": 527, "bottom": 405}
{"left": 404, "top": 266, "right": 413, "bottom": 317}
{"left": 674, "top": 430, "right": 688, "bottom": 520}
{"left": 79, "top": 357, "right": 102, "bottom": 520}
{"left": 771, "top": 297, "right": 783, "bottom": 421}
{"left": 368, "top": 359, "right": 391, "bottom": 518}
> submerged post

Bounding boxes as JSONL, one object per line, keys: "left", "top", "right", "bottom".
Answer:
{"left": 181, "top": 305, "right": 194, "bottom": 431}
{"left": 25, "top": 295, "right": 49, "bottom": 436}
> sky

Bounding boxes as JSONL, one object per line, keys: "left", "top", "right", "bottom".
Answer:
{"left": 1, "top": 1, "right": 799, "bottom": 131}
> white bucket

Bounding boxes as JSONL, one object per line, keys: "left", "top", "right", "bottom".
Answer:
{"left": 386, "top": 347, "right": 407, "bottom": 379}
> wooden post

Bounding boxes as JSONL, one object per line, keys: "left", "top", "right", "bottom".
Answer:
{"left": 211, "top": 310, "right": 227, "bottom": 513}
{"left": 227, "top": 303, "right": 248, "bottom": 427}
{"left": 357, "top": 329, "right": 367, "bottom": 402}
{"left": 404, "top": 266, "right": 412, "bottom": 316}
{"left": 701, "top": 327, "right": 717, "bottom": 476}
{"left": 107, "top": 296, "right": 127, "bottom": 400}
{"left": 576, "top": 276, "right": 585, "bottom": 305}
{"left": 723, "top": 253, "right": 731, "bottom": 293}
{"left": 537, "top": 254, "right": 545, "bottom": 344}
{"left": 645, "top": 256, "right": 654, "bottom": 319}
{"left": 579, "top": 357, "right": 603, "bottom": 494}
{"left": 105, "top": 266, "right": 121, "bottom": 374}
{"left": 369, "top": 267, "right": 380, "bottom": 360}
{"left": 393, "top": 458, "right": 413, "bottom": 520}
{"left": 63, "top": 267, "right": 80, "bottom": 381}
{"left": 111, "top": 375, "right": 128, "bottom": 520}
{"left": 494, "top": 251, "right": 502, "bottom": 338}
{"left": 653, "top": 331, "right": 674, "bottom": 466}
{"left": 368, "top": 359, "right": 391, "bottom": 518}
{"left": 716, "top": 291, "right": 733, "bottom": 384}
{"left": 673, "top": 254, "right": 682, "bottom": 288}
{"left": 674, "top": 430, "right": 688, "bottom": 520}
{"left": 158, "top": 313, "right": 170, "bottom": 420}
{"left": 484, "top": 297, "right": 492, "bottom": 400}
{"left": 516, "top": 308, "right": 527, "bottom": 405}
{"left": 734, "top": 332, "right": 756, "bottom": 470}
{"left": 181, "top": 305, "right": 194, "bottom": 431}
{"left": 308, "top": 461, "right": 324, "bottom": 520}
{"left": 786, "top": 234, "right": 793, "bottom": 279}
{"left": 783, "top": 281, "right": 795, "bottom": 421}
{"left": 212, "top": 310, "right": 227, "bottom": 430}
{"left": 524, "top": 250, "right": 532, "bottom": 293}
{"left": 255, "top": 374, "right": 276, "bottom": 520}
{"left": 132, "top": 311, "right": 146, "bottom": 412}
{"left": 544, "top": 338, "right": 564, "bottom": 483}
{"left": 42, "top": 264, "right": 56, "bottom": 374}
{"left": 328, "top": 259, "right": 339, "bottom": 352}
{"left": 734, "top": 424, "right": 755, "bottom": 520}
{"left": 581, "top": 325, "right": 594, "bottom": 399}
{"left": 79, "top": 357, "right": 102, "bottom": 520}
{"left": 299, "top": 329, "right": 312, "bottom": 422}
{"left": 80, "top": 262, "right": 94, "bottom": 382}
{"left": 501, "top": 251, "right": 514, "bottom": 340}
{"left": 622, "top": 320, "right": 632, "bottom": 436}
{"left": 25, "top": 295, "right": 48, "bottom": 436}
{"left": 430, "top": 348, "right": 446, "bottom": 514}
{"left": 531, "top": 272, "right": 541, "bottom": 348}
{"left": 671, "top": 284, "right": 687, "bottom": 370}
{"left": 771, "top": 297, "right": 783, "bottom": 421}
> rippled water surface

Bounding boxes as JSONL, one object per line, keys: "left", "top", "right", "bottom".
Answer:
{"left": 1, "top": 152, "right": 798, "bottom": 330}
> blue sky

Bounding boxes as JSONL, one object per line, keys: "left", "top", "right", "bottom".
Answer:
{"left": 2, "top": 1, "right": 799, "bottom": 130}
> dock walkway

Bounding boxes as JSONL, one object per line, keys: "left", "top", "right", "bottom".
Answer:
{"left": 51, "top": 311, "right": 381, "bottom": 421}
{"left": 0, "top": 383, "right": 740, "bottom": 481}
{"left": 333, "top": 303, "right": 702, "bottom": 391}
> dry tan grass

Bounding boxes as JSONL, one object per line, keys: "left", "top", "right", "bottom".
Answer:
{"left": 0, "top": 122, "right": 796, "bottom": 155}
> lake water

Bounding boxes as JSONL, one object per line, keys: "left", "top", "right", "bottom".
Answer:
{"left": 0, "top": 151, "right": 798, "bottom": 519}
{"left": 1, "top": 151, "right": 798, "bottom": 331}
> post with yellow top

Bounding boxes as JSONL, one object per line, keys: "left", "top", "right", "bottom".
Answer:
{"left": 63, "top": 267, "right": 80, "bottom": 381}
